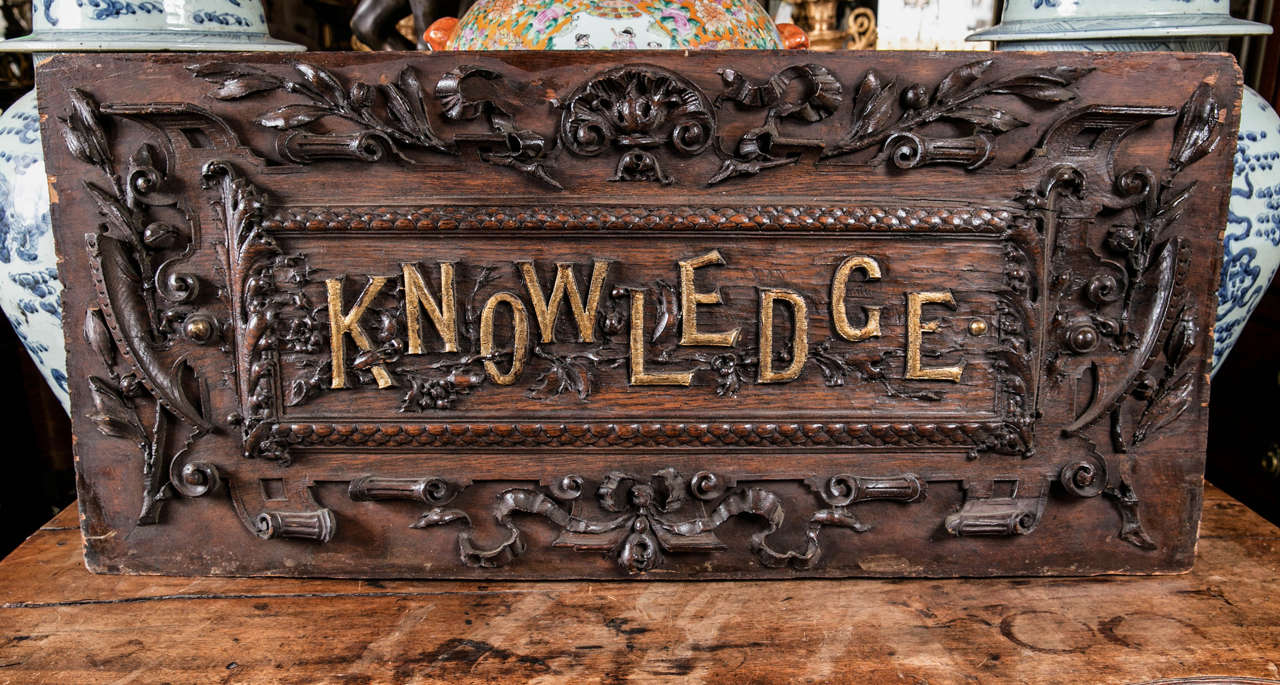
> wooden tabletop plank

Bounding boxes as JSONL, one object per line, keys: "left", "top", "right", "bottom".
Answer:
{"left": 1, "top": 485, "right": 1277, "bottom": 684}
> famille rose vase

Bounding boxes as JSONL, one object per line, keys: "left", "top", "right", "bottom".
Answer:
{"left": 447, "top": 0, "right": 784, "bottom": 50}
{"left": 970, "top": 0, "right": 1279, "bottom": 376}
{"left": 0, "top": 0, "right": 301, "bottom": 411}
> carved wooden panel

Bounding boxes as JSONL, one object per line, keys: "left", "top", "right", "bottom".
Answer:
{"left": 38, "top": 51, "right": 1239, "bottom": 578}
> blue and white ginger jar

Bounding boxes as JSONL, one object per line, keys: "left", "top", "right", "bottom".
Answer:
{"left": 969, "top": 0, "right": 1279, "bottom": 376}
{"left": 0, "top": 0, "right": 302, "bottom": 412}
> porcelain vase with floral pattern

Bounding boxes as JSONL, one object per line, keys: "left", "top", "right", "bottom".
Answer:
{"left": 448, "top": 0, "right": 782, "bottom": 50}
{"left": 970, "top": 0, "right": 1279, "bottom": 376}
{"left": 0, "top": 0, "right": 301, "bottom": 411}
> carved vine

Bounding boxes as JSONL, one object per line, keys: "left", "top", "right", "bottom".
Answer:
{"left": 189, "top": 61, "right": 452, "bottom": 161}
{"left": 186, "top": 60, "right": 1092, "bottom": 189}
{"left": 821, "top": 59, "right": 1093, "bottom": 166}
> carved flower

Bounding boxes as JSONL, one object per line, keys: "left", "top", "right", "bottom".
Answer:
{"left": 399, "top": 376, "right": 463, "bottom": 411}
{"left": 599, "top": 306, "right": 624, "bottom": 337}
{"left": 1107, "top": 226, "right": 1140, "bottom": 253}
{"left": 710, "top": 353, "right": 737, "bottom": 375}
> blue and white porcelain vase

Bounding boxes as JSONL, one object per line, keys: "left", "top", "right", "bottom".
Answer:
{"left": 0, "top": 0, "right": 301, "bottom": 411}
{"left": 970, "top": 0, "right": 1279, "bottom": 377}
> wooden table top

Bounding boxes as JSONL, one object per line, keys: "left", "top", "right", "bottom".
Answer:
{"left": 0, "top": 484, "right": 1276, "bottom": 684}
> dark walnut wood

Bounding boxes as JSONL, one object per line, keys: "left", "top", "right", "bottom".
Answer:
{"left": 1, "top": 487, "right": 1278, "bottom": 682}
{"left": 36, "top": 51, "right": 1240, "bottom": 578}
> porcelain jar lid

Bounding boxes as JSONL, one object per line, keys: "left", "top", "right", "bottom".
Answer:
{"left": 967, "top": 0, "right": 1272, "bottom": 42}
{"left": 0, "top": 0, "right": 304, "bottom": 52}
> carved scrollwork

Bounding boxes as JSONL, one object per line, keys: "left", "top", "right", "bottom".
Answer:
{"left": 945, "top": 480, "right": 1047, "bottom": 536}
{"left": 67, "top": 88, "right": 218, "bottom": 526}
{"left": 255, "top": 508, "right": 336, "bottom": 542}
{"left": 349, "top": 475, "right": 459, "bottom": 506}
{"left": 435, "top": 65, "right": 560, "bottom": 189}
{"left": 1033, "top": 82, "right": 1222, "bottom": 551}
{"left": 709, "top": 64, "right": 842, "bottom": 185}
{"left": 181, "top": 59, "right": 1095, "bottom": 189}
{"left": 557, "top": 65, "right": 714, "bottom": 185}
{"left": 409, "top": 469, "right": 926, "bottom": 574}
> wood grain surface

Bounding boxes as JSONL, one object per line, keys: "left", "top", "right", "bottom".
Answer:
{"left": 0, "top": 484, "right": 1276, "bottom": 683}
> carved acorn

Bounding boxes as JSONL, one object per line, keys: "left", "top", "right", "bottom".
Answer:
{"left": 901, "top": 84, "right": 929, "bottom": 110}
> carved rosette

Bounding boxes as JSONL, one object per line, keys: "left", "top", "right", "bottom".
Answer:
{"left": 557, "top": 65, "right": 715, "bottom": 185}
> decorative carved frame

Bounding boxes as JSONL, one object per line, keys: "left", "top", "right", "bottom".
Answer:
{"left": 41, "top": 52, "right": 1238, "bottom": 578}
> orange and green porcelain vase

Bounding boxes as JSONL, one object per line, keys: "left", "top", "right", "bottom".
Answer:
{"left": 447, "top": 0, "right": 783, "bottom": 50}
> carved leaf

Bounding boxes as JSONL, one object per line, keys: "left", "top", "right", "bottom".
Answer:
{"left": 942, "top": 106, "right": 1027, "bottom": 133}
{"left": 256, "top": 104, "right": 328, "bottom": 129}
{"left": 1169, "top": 82, "right": 1219, "bottom": 174}
{"left": 933, "top": 59, "right": 992, "bottom": 106}
{"left": 989, "top": 66, "right": 1092, "bottom": 103}
{"left": 215, "top": 75, "right": 282, "bottom": 100}
{"left": 851, "top": 70, "right": 897, "bottom": 139}
{"left": 1165, "top": 307, "right": 1197, "bottom": 370}
{"left": 61, "top": 89, "right": 111, "bottom": 168}
{"left": 86, "top": 376, "right": 145, "bottom": 442}
{"left": 570, "top": 362, "right": 591, "bottom": 401}
{"left": 188, "top": 63, "right": 283, "bottom": 100}
{"left": 84, "top": 182, "right": 144, "bottom": 255}
{"left": 1153, "top": 181, "right": 1196, "bottom": 238}
{"left": 381, "top": 66, "right": 448, "bottom": 150}
{"left": 293, "top": 62, "right": 348, "bottom": 106}
{"left": 83, "top": 306, "right": 115, "bottom": 369}
{"left": 189, "top": 62, "right": 266, "bottom": 80}
{"left": 1134, "top": 373, "right": 1194, "bottom": 445}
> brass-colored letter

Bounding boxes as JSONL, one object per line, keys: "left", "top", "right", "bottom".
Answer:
{"left": 758, "top": 288, "right": 809, "bottom": 383}
{"left": 678, "top": 250, "right": 740, "bottom": 347}
{"left": 831, "top": 255, "right": 883, "bottom": 342}
{"left": 479, "top": 292, "right": 529, "bottom": 385}
{"left": 630, "top": 290, "right": 693, "bottom": 386}
{"left": 327, "top": 276, "right": 392, "bottom": 389}
{"left": 402, "top": 262, "right": 458, "bottom": 354}
{"left": 905, "top": 290, "right": 965, "bottom": 382}
{"left": 519, "top": 260, "right": 610, "bottom": 343}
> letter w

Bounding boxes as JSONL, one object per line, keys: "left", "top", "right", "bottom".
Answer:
{"left": 519, "top": 260, "right": 610, "bottom": 343}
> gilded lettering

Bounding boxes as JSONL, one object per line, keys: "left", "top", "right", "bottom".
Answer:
{"left": 402, "top": 262, "right": 458, "bottom": 354}
{"left": 479, "top": 291, "right": 529, "bottom": 385}
{"left": 905, "top": 290, "right": 965, "bottom": 382}
{"left": 327, "top": 276, "right": 392, "bottom": 389}
{"left": 758, "top": 288, "right": 808, "bottom": 383}
{"left": 630, "top": 290, "right": 693, "bottom": 386}
{"left": 519, "top": 260, "right": 610, "bottom": 343}
{"left": 831, "top": 255, "right": 883, "bottom": 342}
{"left": 678, "top": 250, "right": 740, "bottom": 347}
